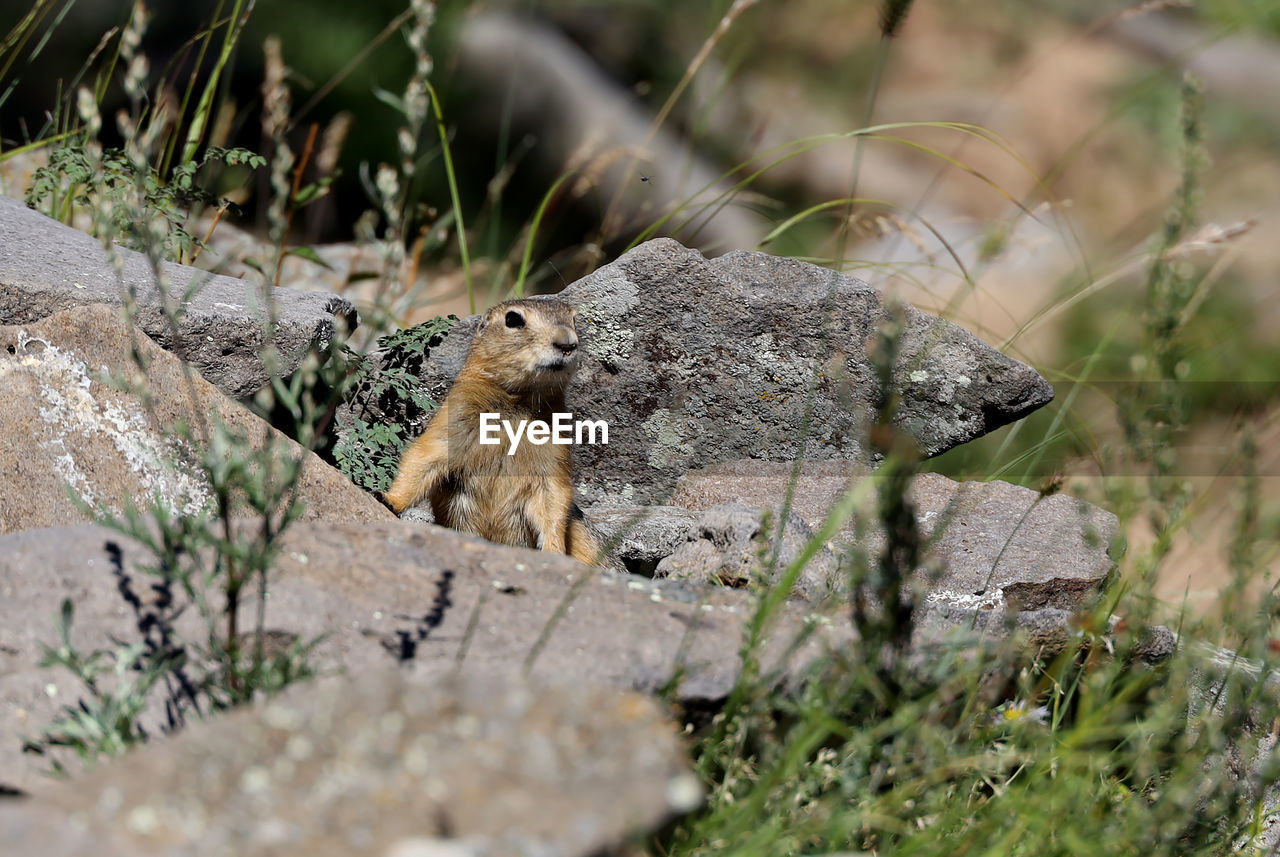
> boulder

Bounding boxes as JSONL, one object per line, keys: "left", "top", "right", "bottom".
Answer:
{"left": 584, "top": 504, "right": 701, "bottom": 576}
{"left": 670, "top": 459, "right": 868, "bottom": 526}
{"left": 655, "top": 503, "right": 839, "bottom": 600}
{"left": 343, "top": 239, "right": 1054, "bottom": 504}
{"left": 0, "top": 194, "right": 357, "bottom": 398}
{"left": 0, "top": 670, "right": 698, "bottom": 857}
{"left": 586, "top": 460, "right": 1119, "bottom": 621}
{"left": 0, "top": 304, "right": 393, "bottom": 534}
{"left": 0, "top": 518, "right": 856, "bottom": 792}
{"left": 0, "top": 476, "right": 1128, "bottom": 794}
{"left": 670, "top": 460, "right": 1120, "bottom": 619}
{"left": 0, "top": 463, "right": 1123, "bottom": 792}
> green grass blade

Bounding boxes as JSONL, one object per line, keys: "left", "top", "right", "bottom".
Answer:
{"left": 178, "top": 0, "right": 250, "bottom": 167}
{"left": 426, "top": 80, "right": 473, "bottom": 313}
{"left": 514, "top": 170, "right": 578, "bottom": 298}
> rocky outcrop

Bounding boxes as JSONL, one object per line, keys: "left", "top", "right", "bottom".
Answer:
{"left": 0, "top": 194, "right": 357, "bottom": 398}
{"left": 668, "top": 460, "right": 1120, "bottom": 621}
{"left": 655, "top": 503, "right": 839, "bottom": 600}
{"left": 585, "top": 504, "right": 700, "bottom": 575}
{"left": 0, "top": 304, "right": 392, "bottom": 534}
{"left": 0, "top": 517, "right": 856, "bottom": 792}
{"left": 587, "top": 460, "right": 1119, "bottom": 622}
{"left": 0, "top": 454, "right": 1128, "bottom": 791}
{"left": 344, "top": 239, "right": 1054, "bottom": 504}
{"left": 0, "top": 218, "right": 1149, "bottom": 855}
{"left": 0, "top": 670, "right": 698, "bottom": 857}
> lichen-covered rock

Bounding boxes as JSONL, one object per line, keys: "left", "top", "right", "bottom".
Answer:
{"left": 0, "top": 670, "right": 700, "bottom": 857}
{"left": 0, "top": 194, "right": 357, "bottom": 398}
{"left": 584, "top": 504, "right": 701, "bottom": 575}
{"left": 670, "top": 459, "right": 866, "bottom": 524}
{"left": 0, "top": 304, "right": 392, "bottom": 534}
{"left": 344, "top": 239, "right": 1053, "bottom": 504}
{"left": 655, "top": 503, "right": 839, "bottom": 600}
{"left": 670, "top": 460, "right": 1120, "bottom": 621}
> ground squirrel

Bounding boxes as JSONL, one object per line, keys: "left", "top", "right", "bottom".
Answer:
{"left": 379, "top": 297, "right": 601, "bottom": 565}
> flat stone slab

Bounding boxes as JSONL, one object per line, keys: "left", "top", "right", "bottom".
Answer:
{"left": 0, "top": 518, "right": 853, "bottom": 793}
{"left": 0, "top": 670, "right": 698, "bottom": 857}
{"left": 0, "top": 194, "right": 357, "bottom": 397}
{"left": 586, "top": 504, "right": 701, "bottom": 575}
{"left": 0, "top": 471, "right": 1127, "bottom": 795}
{"left": 0, "top": 304, "right": 393, "bottom": 535}
{"left": 655, "top": 502, "right": 839, "bottom": 600}
{"left": 0, "top": 465, "right": 1124, "bottom": 793}
{"left": 670, "top": 460, "right": 1120, "bottom": 614}
{"left": 345, "top": 239, "right": 1053, "bottom": 504}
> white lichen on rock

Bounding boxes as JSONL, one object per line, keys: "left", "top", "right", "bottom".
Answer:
{"left": 641, "top": 408, "right": 693, "bottom": 470}
{"left": 5, "top": 332, "right": 211, "bottom": 516}
{"left": 577, "top": 266, "right": 639, "bottom": 366}
{"left": 747, "top": 332, "right": 811, "bottom": 390}
{"left": 925, "top": 587, "right": 1006, "bottom": 611}
{"left": 47, "top": 443, "right": 97, "bottom": 508}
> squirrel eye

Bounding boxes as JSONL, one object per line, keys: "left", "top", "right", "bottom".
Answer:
{"left": 504, "top": 310, "right": 525, "bottom": 329}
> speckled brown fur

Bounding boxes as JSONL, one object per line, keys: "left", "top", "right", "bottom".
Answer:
{"left": 380, "top": 298, "right": 600, "bottom": 565}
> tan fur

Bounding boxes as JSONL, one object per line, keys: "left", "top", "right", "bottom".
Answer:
{"left": 380, "top": 298, "right": 601, "bottom": 565}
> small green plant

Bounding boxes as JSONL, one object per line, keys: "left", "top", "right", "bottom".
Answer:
{"left": 850, "top": 303, "right": 924, "bottom": 663}
{"left": 333, "top": 314, "right": 455, "bottom": 492}
{"left": 23, "top": 411, "right": 325, "bottom": 772}
{"left": 1121, "top": 74, "right": 1206, "bottom": 541}
{"left": 25, "top": 142, "right": 264, "bottom": 263}
{"left": 16, "top": 0, "right": 332, "bottom": 772}
{"left": 29, "top": 599, "right": 169, "bottom": 770}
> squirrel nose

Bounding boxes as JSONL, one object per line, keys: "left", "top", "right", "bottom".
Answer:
{"left": 553, "top": 329, "right": 578, "bottom": 355}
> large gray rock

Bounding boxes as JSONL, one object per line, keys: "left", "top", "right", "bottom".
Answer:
{"left": 0, "top": 482, "right": 1129, "bottom": 796}
{"left": 346, "top": 239, "right": 1053, "bottom": 504}
{"left": 0, "top": 518, "right": 856, "bottom": 793}
{"left": 0, "top": 304, "right": 393, "bottom": 534}
{"left": 585, "top": 504, "right": 701, "bottom": 576}
{"left": 670, "top": 461, "right": 1119, "bottom": 619}
{"left": 0, "top": 457, "right": 1123, "bottom": 792}
{"left": 0, "top": 194, "right": 357, "bottom": 398}
{"left": 0, "top": 670, "right": 699, "bottom": 857}
{"left": 655, "top": 503, "right": 839, "bottom": 600}
{"left": 670, "top": 459, "right": 868, "bottom": 528}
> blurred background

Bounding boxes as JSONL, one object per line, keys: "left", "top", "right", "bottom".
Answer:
{"left": 2, "top": 0, "right": 1277, "bottom": 620}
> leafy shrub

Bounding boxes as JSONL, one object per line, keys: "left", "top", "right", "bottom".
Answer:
{"left": 333, "top": 314, "right": 456, "bottom": 492}
{"left": 25, "top": 143, "right": 263, "bottom": 263}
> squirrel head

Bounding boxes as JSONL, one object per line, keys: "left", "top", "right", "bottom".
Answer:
{"left": 466, "top": 297, "right": 582, "bottom": 393}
